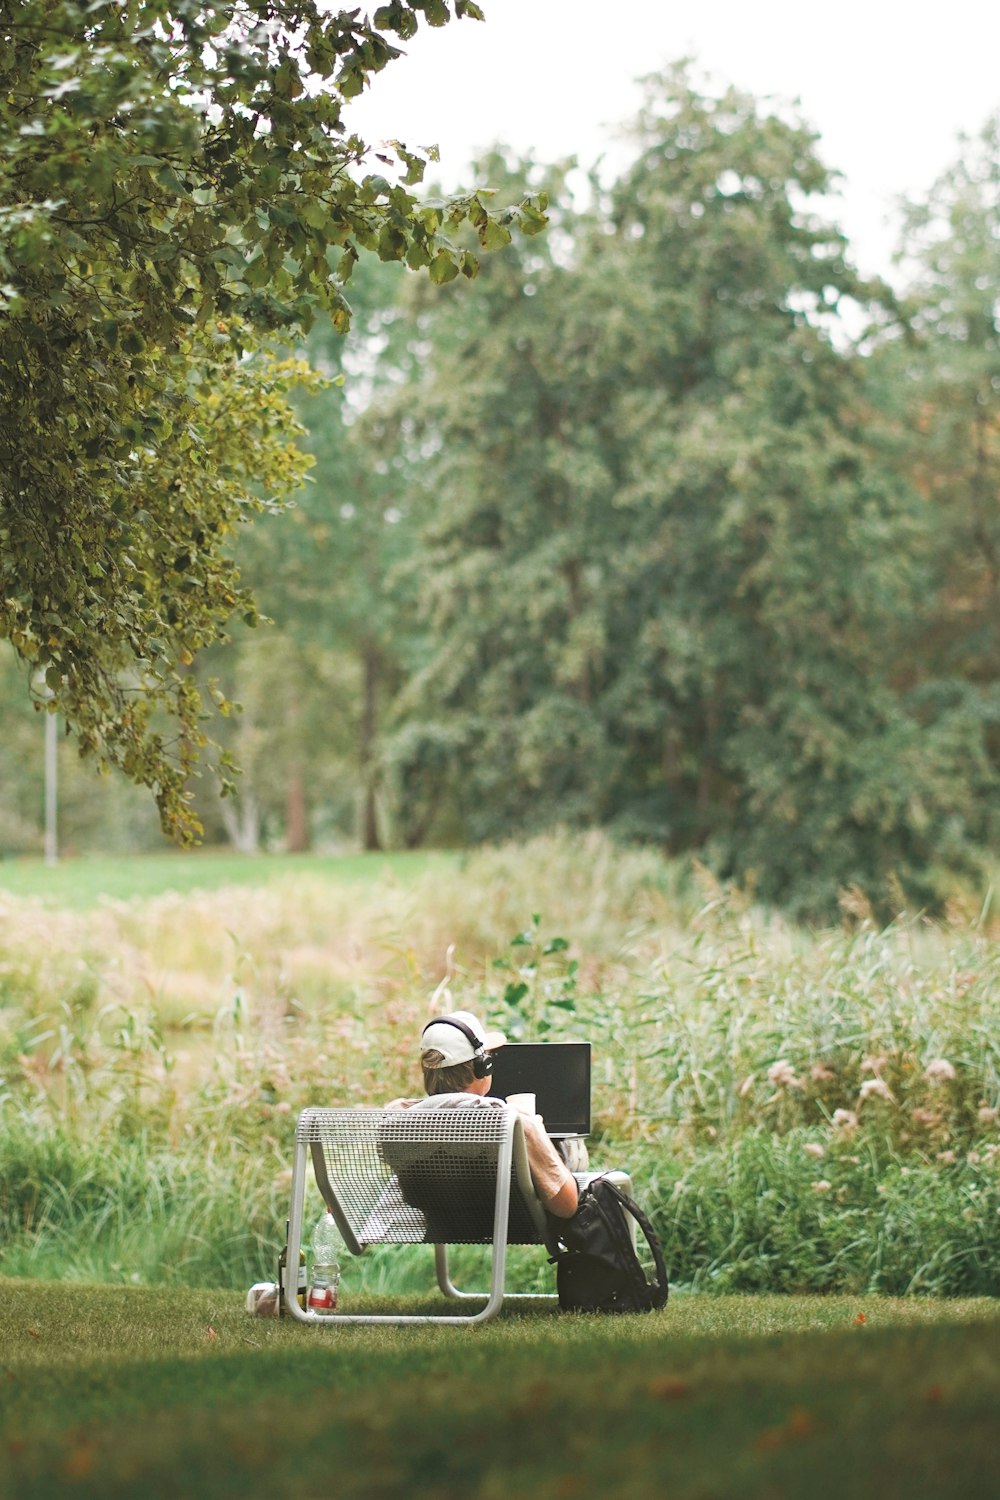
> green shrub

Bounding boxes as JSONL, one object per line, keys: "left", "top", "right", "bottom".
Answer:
{"left": 641, "top": 1130, "right": 1000, "bottom": 1295}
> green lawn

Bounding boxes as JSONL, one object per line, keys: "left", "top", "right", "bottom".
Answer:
{"left": 0, "top": 849, "right": 457, "bottom": 906}
{"left": 1, "top": 1280, "right": 998, "bottom": 1499}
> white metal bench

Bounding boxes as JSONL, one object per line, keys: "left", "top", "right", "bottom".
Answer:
{"left": 284, "top": 1105, "right": 631, "bottom": 1325}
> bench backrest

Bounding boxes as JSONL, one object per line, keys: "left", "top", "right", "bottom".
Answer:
{"left": 296, "top": 1106, "right": 550, "bottom": 1252}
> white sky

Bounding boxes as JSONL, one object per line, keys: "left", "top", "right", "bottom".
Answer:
{"left": 345, "top": 0, "right": 1000, "bottom": 282}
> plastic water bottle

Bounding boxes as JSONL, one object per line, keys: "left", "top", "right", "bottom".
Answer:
{"left": 308, "top": 1208, "right": 341, "bottom": 1314}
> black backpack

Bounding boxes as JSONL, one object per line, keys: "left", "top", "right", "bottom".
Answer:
{"left": 549, "top": 1176, "right": 668, "bottom": 1314}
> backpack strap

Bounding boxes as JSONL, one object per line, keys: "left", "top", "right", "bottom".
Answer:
{"left": 592, "top": 1177, "right": 669, "bottom": 1309}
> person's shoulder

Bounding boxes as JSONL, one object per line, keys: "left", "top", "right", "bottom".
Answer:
{"left": 411, "top": 1093, "right": 505, "bottom": 1112}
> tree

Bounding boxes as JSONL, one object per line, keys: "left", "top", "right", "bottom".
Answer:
{"left": 382, "top": 72, "right": 982, "bottom": 914}
{"left": 184, "top": 629, "right": 361, "bottom": 852}
{"left": 883, "top": 115, "right": 1000, "bottom": 809}
{"left": 0, "top": 641, "right": 165, "bottom": 855}
{"left": 371, "top": 148, "right": 582, "bottom": 847}
{"left": 284, "top": 260, "right": 424, "bottom": 850}
{"left": 0, "top": 0, "right": 546, "bottom": 839}
{"left": 202, "top": 254, "right": 427, "bottom": 851}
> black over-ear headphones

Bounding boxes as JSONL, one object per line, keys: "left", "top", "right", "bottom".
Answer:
{"left": 423, "top": 1015, "right": 493, "bottom": 1078}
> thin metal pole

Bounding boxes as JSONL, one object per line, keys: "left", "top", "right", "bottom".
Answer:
{"left": 44, "top": 709, "right": 58, "bottom": 866}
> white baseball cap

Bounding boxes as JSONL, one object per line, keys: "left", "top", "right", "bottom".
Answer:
{"left": 420, "top": 1010, "right": 507, "bottom": 1067}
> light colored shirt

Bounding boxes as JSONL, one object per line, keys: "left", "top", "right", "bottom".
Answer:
{"left": 385, "top": 1092, "right": 576, "bottom": 1211}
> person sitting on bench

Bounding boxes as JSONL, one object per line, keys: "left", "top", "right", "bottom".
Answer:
{"left": 385, "top": 1010, "right": 580, "bottom": 1219}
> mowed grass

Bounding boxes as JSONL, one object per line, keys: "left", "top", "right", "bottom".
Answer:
{"left": 1, "top": 1280, "right": 998, "bottom": 1500}
{"left": 0, "top": 849, "right": 456, "bottom": 907}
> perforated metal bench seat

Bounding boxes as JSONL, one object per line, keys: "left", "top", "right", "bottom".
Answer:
{"left": 284, "top": 1105, "right": 631, "bottom": 1326}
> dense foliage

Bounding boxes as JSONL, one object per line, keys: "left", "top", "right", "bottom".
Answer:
{"left": 343, "top": 77, "right": 1000, "bottom": 914}
{"left": 0, "top": 0, "right": 544, "bottom": 838}
{"left": 3, "top": 38, "right": 1000, "bottom": 915}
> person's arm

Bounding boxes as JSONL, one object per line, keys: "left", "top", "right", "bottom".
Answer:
{"left": 520, "top": 1115, "right": 579, "bottom": 1218}
{"left": 543, "top": 1174, "right": 579, "bottom": 1219}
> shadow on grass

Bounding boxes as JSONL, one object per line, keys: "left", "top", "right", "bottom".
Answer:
{"left": 1, "top": 1280, "right": 998, "bottom": 1500}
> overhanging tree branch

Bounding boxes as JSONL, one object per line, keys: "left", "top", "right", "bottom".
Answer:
{"left": 0, "top": 0, "right": 547, "bottom": 840}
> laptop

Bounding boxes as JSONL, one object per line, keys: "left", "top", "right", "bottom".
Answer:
{"left": 488, "top": 1042, "right": 591, "bottom": 1139}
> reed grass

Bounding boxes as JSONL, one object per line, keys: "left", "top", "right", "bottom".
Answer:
{"left": 1, "top": 833, "right": 998, "bottom": 1294}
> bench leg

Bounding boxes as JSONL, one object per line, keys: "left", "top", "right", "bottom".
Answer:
{"left": 435, "top": 1243, "right": 558, "bottom": 1303}
{"left": 435, "top": 1244, "right": 489, "bottom": 1300}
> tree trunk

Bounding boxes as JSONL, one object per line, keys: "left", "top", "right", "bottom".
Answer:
{"left": 220, "top": 789, "right": 261, "bottom": 854}
{"left": 285, "top": 764, "right": 310, "bottom": 853}
{"left": 403, "top": 784, "right": 443, "bottom": 850}
{"left": 694, "top": 699, "right": 721, "bottom": 846}
{"left": 563, "top": 557, "right": 592, "bottom": 705}
{"left": 360, "top": 637, "right": 382, "bottom": 851}
{"left": 662, "top": 725, "right": 684, "bottom": 855}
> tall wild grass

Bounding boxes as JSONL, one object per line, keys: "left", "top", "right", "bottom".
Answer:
{"left": 0, "top": 833, "right": 997, "bottom": 1293}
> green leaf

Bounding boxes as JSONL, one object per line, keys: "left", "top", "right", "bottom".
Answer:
{"left": 301, "top": 200, "right": 330, "bottom": 232}
{"left": 428, "top": 250, "right": 459, "bottom": 285}
{"left": 479, "top": 219, "right": 511, "bottom": 251}
{"left": 377, "top": 224, "right": 407, "bottom": 261}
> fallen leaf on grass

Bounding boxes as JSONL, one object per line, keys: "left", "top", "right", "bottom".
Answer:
{"left": 26, "top": 1328, "right": 40, "bottom": 1340}
{"left": 754, "top": 1408, "right": 817, "bottom": 1452}
{"left": 508, "top": 1380, "right": 553, "bottom": 1420}
{"left": 206, "top": 1326, "right": 218, "bottom": 1341}
{"left": 63, "top": 1441, "right": 97, "bottom": 1478}
{"left": 647, "top": 1377, "right": 690, "bottom": 1400}
{"left": 854, "top": 1313, "right": 867, "bottom": 1325}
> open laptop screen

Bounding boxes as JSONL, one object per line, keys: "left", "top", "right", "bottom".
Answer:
{"left": 488, "top": 1042, "right": 591, "bottom": 1138}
